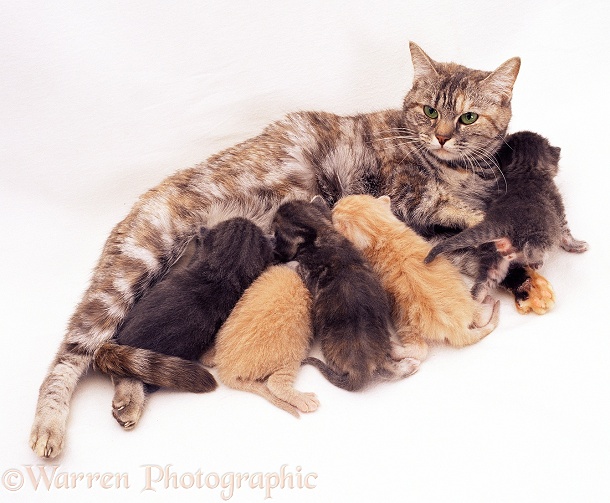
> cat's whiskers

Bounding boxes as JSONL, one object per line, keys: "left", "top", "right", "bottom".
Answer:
{"left": 467, "top": 145, "right": 507, "bottom": 194}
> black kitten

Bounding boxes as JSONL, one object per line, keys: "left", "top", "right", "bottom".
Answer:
{"left": 424, "top": 131, "right": 588, "bottom": 300}
{"left": 95, "top": 217, "right": 275, "bottom": 393}
{"left": 273, "top": 196, "right": 417, "bottom": 392}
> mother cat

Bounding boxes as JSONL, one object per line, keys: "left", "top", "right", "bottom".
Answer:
{"left": 31, "top": 42, "right": 551, "bottom": 458}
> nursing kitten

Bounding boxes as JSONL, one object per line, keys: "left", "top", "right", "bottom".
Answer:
{"left": 332, "top": 194, "right": 500, "bottom": 361}
{"left": 34, "top": 43, "right": 547, "bottom": 458}
{"left": 210, "top": 263, "right": 317, "bottom": 417}
{"left": 273, "top": 197, "right": 418, "bottom": 391}
{"left": 424, "top": 131, "right": 589, "bottom": 301}
{"left": 94, "top": 217, "right": 274, "bottom": 428}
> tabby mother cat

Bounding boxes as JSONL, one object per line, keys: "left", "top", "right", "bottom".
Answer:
{"left": 31, "top": 42, "right": 552, "bottom": 458}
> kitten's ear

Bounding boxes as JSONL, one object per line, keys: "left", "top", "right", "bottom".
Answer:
{"left": 409, "top": 42, "right": 439, "bottom": 82}
{"left": 310, "top": 195, "right": 329, "bottom": 209}
{"left": 310, "top": 195, "right": 332, "bottom": 219}
{"left": 481, "top": 57, "right": 521, "bottom": 103}
{"left": 377, "top": 195, "right": 392, "bottom": 207}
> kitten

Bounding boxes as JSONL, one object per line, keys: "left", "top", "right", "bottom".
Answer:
{"left": 94, "top": 217, "right": 274, "bottom": 428}
{"left": 273, "top": 197, "right": 418, "bottom": 392}
{"left": 332, "top": 194, "right": 500, "bottom": 361}
{"left": 424, "top": 131, "right": 589, "bottom": 301}
{"left": 209, "top": 263, "right": 317, "bottom": 417}
{"left": 33, "top": 43, "right": 546, "bottom": 458}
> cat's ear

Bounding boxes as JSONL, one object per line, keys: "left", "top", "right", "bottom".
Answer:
{"left": 409, "top": 42, "right": 439, "bottom": 82}
{"left": 377, "top": 195, "right": 392, "bottom": 207}
{"left": 481, "top": 57, "right": 521, "bottom": 104}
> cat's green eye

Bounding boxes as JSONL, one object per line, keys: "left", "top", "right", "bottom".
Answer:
{"left": 459, "top": 112, "right": 479, "bottom": 125}
{"left": 423, "top": 105, "right": 438, "bottom": 119}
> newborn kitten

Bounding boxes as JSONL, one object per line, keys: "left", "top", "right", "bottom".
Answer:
{"left": 273, "top": 197, "right": 418, "bottom": 392}
{"left": 94, "top": 217, "right": 274, "bottom": 428}
{"left": 424, "top": 131, "right": 588, "bottom": 300}
{"left": 332, "top": 194, "right": 499, "bottom": 361}
{"left": 209, "top": 263, "right": 317, "bottom": 417}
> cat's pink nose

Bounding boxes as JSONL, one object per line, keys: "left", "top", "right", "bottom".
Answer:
{"left": 436, "top": 134, "right": 451, "bottom": 146}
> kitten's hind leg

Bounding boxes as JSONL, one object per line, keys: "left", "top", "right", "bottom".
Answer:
{"left": 224, "top": 377, "right": 300, "bottom": 417}
{"left": 111, "top": 376, "right": 146, "bottom": 429}
{"left": 560, "top": 226, "right": 589, "bottom": 253}
{"left": 267, "top": 364, "right": 320, "bottom": 414}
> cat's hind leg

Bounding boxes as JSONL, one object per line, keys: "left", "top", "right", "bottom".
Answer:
{"left": 111, "top": 376, "right": 146, "bottom": 429}
{"left": 30, "top": 345, "right": 90, "bottom": 458}
{"left": 266, "top": 364, "right": 320, "bottom": 414}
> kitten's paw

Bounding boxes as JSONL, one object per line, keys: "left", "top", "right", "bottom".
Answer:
{"left": 396, "top": 357, "right": 420, "bottom": 378}
{"left": 561, "top": 236, "right": 589, "bottom": 253}
{"left": 292, "top": 392, "right": 320, "bottom": 413}
{"left": 30, "top": 419, "right": 65, "bottom": 458}
{"left": 515, "top": 269, "right": 555, "bottom": 315}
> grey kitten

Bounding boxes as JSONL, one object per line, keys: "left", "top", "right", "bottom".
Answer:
{"left": 273, "top": 196, "right": 418, "bottom": 392}
{"left": 424, "top": 131, "right": 588, "bottom": 300}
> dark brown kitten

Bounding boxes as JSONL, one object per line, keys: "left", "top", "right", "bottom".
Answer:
{"left": 94, "top": 218, "right": 274, "bottom": 428}
{"left": 273, "top": 197, "right": 418, "bottom": 392}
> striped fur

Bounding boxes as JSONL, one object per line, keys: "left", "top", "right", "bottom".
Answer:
{"left": 32, "top": 43, "right": 540, "bottom": 458}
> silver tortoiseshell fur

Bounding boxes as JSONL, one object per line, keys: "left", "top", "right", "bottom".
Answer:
{"left": 31, "top": 42, "right": 528, "bottom": 457}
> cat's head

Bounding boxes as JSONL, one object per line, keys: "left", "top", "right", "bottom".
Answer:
{"left": 403, "top": 42, "right": 520, "bottom": 166}
{"left": 196, "top": 217, "right": 274, "bottom": 279}
{"left": 272, "top": 196, "right": 332, "bottom": 262}
{"left": 332, "top": 195, "right": 396, "bottom": 250}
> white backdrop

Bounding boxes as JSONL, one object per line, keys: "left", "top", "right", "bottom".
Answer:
{"left": 2, "top": 1, "right": 609, "bottom": 502}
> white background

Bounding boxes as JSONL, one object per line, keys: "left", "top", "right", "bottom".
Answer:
{"left": 1, "top": 1, "right": 609, "bottom": 502}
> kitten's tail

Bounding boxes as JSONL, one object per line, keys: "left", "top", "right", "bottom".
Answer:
{"left": 302, "top": 357, "right": 367, "bottom": 392}
{"left": 223, "top": 378, "right": 300, "bottom": 418}
{"left": 94, "top": 342, "right": 217, "bottom": 393}
{"left": 424, "top": 225, "right": 500, "bottom": 263}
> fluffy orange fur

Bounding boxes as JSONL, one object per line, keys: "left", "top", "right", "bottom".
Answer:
{"left": 332, "top": 195, "right": 499, "bottom": 360}
{"left": 211, "top": 264, "right": 318, "bottom": 417}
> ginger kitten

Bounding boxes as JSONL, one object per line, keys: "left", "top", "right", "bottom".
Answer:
{"left": 210, "top": 263, "right": 318, "bottom": 417}
{"left": 332, "top": 194, "right": 499, "bottom": 361}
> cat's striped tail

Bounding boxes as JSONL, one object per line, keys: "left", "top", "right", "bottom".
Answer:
{"left": 94, "top": 342, "right": 217, "bottom": 393}
{"left": 302, "top": 357, "right": 367, "bottom": 392}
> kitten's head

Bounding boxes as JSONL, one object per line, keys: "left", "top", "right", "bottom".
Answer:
{"left": 332, "top": 195, "right": 397, "bottom": 250}
{"left": 196, "top": 217, "right": 274, "bottom": 280}
{"left": 403, "top": 42, "right": 520, "bottom": 166}
{"left": 272, "top": 196, "right": 332, "bottom": 262}
{"left": 500, "top": 131, "right": 561, "bottom": 177}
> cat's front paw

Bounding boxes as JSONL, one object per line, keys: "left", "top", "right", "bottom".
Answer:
{"left": 514, "top": 269, "right": 555, "bottom": 315}
{"left": 30, "top": 419, "right": 65, "bottom": 458}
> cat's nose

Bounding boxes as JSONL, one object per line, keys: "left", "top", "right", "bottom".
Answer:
{"left": 436, "top": 134, "right": 451, "bottom": 146}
